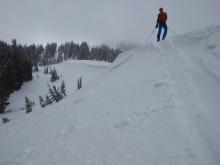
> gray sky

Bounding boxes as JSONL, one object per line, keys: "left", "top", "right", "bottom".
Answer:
{"left": 0, "top": 0, "right": 219, "bottom": 46}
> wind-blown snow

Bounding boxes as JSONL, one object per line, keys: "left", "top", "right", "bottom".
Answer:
{"left": 1, "top": 26, "right": 220, "bottom": 165}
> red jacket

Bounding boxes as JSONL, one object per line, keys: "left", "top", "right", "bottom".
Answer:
{"left": 157, "top": 12, "right": 167, "bottom": 23}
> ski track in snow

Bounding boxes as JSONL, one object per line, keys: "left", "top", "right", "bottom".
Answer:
{"left": 155, "top": 36, "right": 220, "bottom": 164}
{"left": 168, "top": 36, "right": 220, "bottom": 162}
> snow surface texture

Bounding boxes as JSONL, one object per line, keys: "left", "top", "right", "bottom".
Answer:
{"left": 1, "top": 26, "right": 220, "bottom": 165}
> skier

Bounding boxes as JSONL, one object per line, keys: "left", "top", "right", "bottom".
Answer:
{"left": 155, "top": 8, "right": 168, "bottom": 42}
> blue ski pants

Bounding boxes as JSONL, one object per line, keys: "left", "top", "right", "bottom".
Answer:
{"left": 157, "top": 22, "right": 167, "bottom": 42}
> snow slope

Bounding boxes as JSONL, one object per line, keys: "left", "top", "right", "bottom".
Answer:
{"left": 1, "top": 26, "right": 220, "bottom": 165}
{"left": 1, "top": 60, "right": 110, "bottom": 122}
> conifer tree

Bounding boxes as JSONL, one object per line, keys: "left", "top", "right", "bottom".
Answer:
{"left": 78, "top": 42, "right": 89, "bottom": 60}
{"left": 39, "top": 95, "right": 46, "bottom": 108}
{"left": 60, "top": 81, "right": 66, "bottom": 96}
{"left": 45, "top": 95, "right": 52, "bottom": 105}
{"left": 0, "top": 93, "right": 10, "bottom": 113}
{"left": 2, "top": 117, "right": 10, "bottom": 124}
{"left": 53, "top": 85, "right": 63, "bottom": 101}
{"left": 50, "top": 68, "right": 59, "bottom": 82}
{"left": 48, "top": 85, "right": 57, "bottom": 103}
{"left": 25, "top": 96, "right": 32, "bottom": 113}
{"left": 79, "top": 76, "right": 82, "bottom": 89}
{"left": 0, "top": 63, "right": 10, "bottom": 113}
{"left": 77, "top": 76, "right": 82, "bottom": 90}
{"left": 44, "top": 67, "right": 49, "bottom": 74}
{"left": 34, "top": 65, "right": 39, "bottom": 72}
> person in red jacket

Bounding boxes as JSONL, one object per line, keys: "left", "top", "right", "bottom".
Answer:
{"left": 155, "top": 8, "right": 168, "bottom": 42}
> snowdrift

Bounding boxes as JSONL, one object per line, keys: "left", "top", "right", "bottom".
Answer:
{"left": 1, "top": 26, "right": 220, "bottom": 165}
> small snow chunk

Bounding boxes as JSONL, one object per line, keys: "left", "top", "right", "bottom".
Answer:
{"left": 153, "top": 80, "right": 173, "bottom": 88}
{"left": 114, "top": 120, "right": 130, "bottom": 129}
{"left": 154, "top": 82, "right": 166, "bottom": 88}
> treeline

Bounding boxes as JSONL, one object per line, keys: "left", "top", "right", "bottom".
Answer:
{"left": 17, "top": 41, "right": 122, "bottom": 66}
{"left": 0, "top": 41, "right": 122, "bottom": 69}
{"left": 0, "top": 39, "right": 33, "bottom": 113}
{"left": 42, "top": 41, "right": 122, "bottom": 65}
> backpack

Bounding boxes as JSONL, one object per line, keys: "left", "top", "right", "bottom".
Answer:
{"left": 158, "top": 12, "right": 167, "bottom": 23}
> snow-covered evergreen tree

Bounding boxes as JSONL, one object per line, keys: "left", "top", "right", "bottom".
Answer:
{"left": 60, "top": 81, "right": 66, "bottom": 96}
{"left": 53, "top": 86, "right": 63, "bottom": 101}
{"left": 39, "top": 95, "right": 46, "bottom": 108}
{"left": 44, "top": 67, "right": 49, "bottom": 74}
{"left": 48, "top": 85, "right": 57, "bottom": 103}
{"left": 77, "top": 76, "right": 82, "bottom": 90}
{"left": 33, "top": 65, "right": 39, "bottom": 72}
{"left": 0, "top": 94, "right": 9, "bottom": 113}
{"left": 2, "top": 117, "right": 10, "bottom": 124}
{"left": 50, "top": 68, "right": 59, "bottom": 82}
{"left": 25, "top": 96, "right": 32, "bottom": 113}
{"left": 45, "top": 95, "right": 53, "bottom": 105}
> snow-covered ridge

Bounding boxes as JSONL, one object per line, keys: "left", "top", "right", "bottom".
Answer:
{"left": 1, "top": 26, "right": 220, "bottom": 165}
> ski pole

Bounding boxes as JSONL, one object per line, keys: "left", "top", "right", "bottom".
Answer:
{"left": 145, "top": 28, "right": 156, "bottom": 45}
{"left": 168, "top": 27, "right": 178, "bottom": 36}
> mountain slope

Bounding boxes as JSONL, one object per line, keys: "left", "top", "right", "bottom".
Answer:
{"left": 1, "top": 26, "right": 220, "bottom": 165}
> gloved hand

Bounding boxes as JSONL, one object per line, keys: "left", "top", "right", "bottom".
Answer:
{"left": 155, "top": 24, "right": 158, "bottom": 28}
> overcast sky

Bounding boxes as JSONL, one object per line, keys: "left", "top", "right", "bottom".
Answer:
{"left": 0, "top": 0, "right": 219, "bottom": 46}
